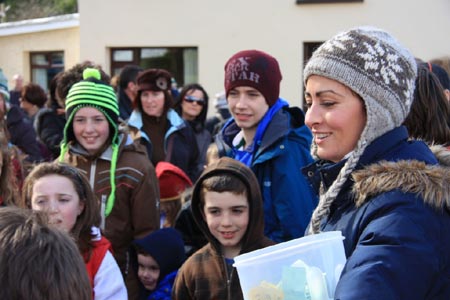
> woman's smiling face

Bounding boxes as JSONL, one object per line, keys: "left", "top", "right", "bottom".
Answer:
{"left": 305, "top": 75, "right": 366, "bottom": 163}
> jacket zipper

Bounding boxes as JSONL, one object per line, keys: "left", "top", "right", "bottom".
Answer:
{"left": 223, "top": 256, "right": 234, "bottom": 300}
{"left": 89, "top": 159, "right": 97, "bottom": 188}
{"left": 89, "top": 160, "right": 106, "bottom": 229}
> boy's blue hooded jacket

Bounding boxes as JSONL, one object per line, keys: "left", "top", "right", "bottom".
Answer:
{"left": 215, "top": 99, "right": 318, "bottom": 242}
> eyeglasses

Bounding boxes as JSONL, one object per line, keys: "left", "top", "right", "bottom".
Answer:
{"left": 184, "top": 95, "right": 205, "bottom": 106}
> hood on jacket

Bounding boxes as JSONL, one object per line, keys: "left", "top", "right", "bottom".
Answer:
{"left": 33, "top": 107, "right": 54, "bottom": 133}
{"left": 66, "top": 132, "right": 147, "bottom": 167}
{"left": 352, "top": 145, "right": 450, "bottom": 211}
{"left": 133, "top": 228, "right": 186, "bottom": 284}
{"left": 218, "top": 105, "right": 311, "bottom": 160}
{"left": 191, "top": 157, "right": 270, "bottom": 254}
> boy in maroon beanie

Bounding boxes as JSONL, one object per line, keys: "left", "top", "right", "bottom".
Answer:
{"left": 215, "top": 49, "right": 317, "bottom": 242}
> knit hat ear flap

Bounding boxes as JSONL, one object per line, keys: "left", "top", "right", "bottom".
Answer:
{"left": 59, "top": 68, "right": 120, "bottom": 218}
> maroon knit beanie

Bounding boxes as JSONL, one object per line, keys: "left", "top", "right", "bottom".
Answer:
{"left": 224, "top": 49, "right": 282, "bottom": 106}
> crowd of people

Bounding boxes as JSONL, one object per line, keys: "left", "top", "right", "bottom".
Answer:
{"left": 0, "top": 25, "right": 449, "bottom": 300}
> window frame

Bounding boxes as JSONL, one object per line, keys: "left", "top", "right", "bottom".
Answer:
{"left": 29, "top": 51, "right": 64, "bottom": 92}
{"left": 297, "top": 0, "right": 363, "bottom": 3}
{"left": 302, "top": 41, "right": 324, "bottom": 111}
{"left": 110, "top": 47, "right": 198, "bottom": 87}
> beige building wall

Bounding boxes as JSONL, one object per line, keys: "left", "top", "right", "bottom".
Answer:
{"left": 79, "top": 0, "right": 450, "bottom": 108}
{"left": 0, "top": 18, "right": 79, "bottom": 89}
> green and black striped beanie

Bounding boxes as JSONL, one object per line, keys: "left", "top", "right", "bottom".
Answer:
{"left": 59, "top": 68, "right": 120, "bottom": 217}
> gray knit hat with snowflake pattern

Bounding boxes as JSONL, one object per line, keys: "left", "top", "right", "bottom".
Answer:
{"left": 304, "top": 26, "right": 417, "bottom": 149}
{"left": 304, "top": 27, "right": 417, "bottom": 234}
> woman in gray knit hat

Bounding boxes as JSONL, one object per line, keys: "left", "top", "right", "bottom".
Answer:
{"left": 302, "top": 26, "right": 450, "bottom": 299}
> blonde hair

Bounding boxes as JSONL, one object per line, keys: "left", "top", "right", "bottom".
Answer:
{"left": 160, "top": 199, "right": 182, "bottom": 228}
{"left": 205, "top": 143, "right": 219, "bottom": 168}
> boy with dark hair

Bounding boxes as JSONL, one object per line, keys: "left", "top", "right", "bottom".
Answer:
{"left": 0, "top": 206, "right": 91, "bottom": 300}
{"left": 172, "top": 157, "right": 274, "bottom": 300}
{"left": 118, "top": 64, "right": 143, "bottom": 121}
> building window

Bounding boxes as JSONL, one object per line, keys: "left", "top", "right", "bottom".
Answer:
{"left": 302, "top": 42, "right": 323, "bottom": 111}
{"left": 111, "top": 47, "right": 198, "bottom": 87}
{"left": 297, "top": 0, "right": 362, "bottom": 3}
{"left": 303, "top": 42, "right": 323, "bottom": 66}
{"left": 30, "top": 51, "right": 64, "bottom": 91}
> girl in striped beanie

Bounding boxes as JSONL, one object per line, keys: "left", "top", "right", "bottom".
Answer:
{"left": 59, "top": 67, "right": 160, "bottom": 300}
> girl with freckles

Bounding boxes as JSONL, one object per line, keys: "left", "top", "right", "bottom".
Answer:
{"left": 19, "top": 162, "right": 127, "bottom": 300}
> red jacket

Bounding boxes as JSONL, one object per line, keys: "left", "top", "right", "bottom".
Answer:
{"left": 84, "top": 236, "right": 113, "bottom": 297}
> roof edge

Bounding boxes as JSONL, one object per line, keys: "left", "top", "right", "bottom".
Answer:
{"left": 0, "top": 13, "right": 79, "bottom": 37}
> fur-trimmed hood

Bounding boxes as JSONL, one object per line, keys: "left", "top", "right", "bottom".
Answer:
{"left": 352, "top": 145, "right": 450, "bottom": 210}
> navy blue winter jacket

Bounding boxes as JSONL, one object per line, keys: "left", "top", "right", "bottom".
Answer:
{"left": 303, "top": 126, "right": 450, "bottom": 300}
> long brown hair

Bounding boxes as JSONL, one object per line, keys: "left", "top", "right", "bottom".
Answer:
{"left": 19, "top": 162, "right": 101, "bottom": 259}
{"left": 403, "top": 64, "right": 450, "bottom": 145}
{"left": 0, "top": 206, "right": 91, "bottom": 300}
{"left": 160, "top": 198, "right": 182, "bottom": 228}
{"left": 174, "top": 83, "right": 209, "bottom": 127}
{"left": 0, "top": 131, "right": 20, "bottom": 205}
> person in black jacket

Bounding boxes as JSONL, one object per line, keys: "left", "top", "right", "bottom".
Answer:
{"left": 34, "top": 73, "right": 66, "bottom": 160}
{"left": 174, "top": 83, "right": 211, "bottom": 170}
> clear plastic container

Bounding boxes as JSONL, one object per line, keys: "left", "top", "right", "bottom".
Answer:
{"left": 233, "top": 231, "right": 346, "bottom": 300}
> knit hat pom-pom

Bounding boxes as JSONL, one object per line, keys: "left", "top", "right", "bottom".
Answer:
{"left": 83, "top": 68, "right": 101, "bottom": 81}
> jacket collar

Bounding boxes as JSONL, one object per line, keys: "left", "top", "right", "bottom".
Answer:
{"left": 304, "top": 126, "right": 450, "bottom": 212}
{"left": 165, "top": 109, "right": 186, "bottom": 138}
{"left": 69, "top": 133, "right": 128, "bottom": 161}
{"left": 128, "top": 109, "right": 185, "bottom": 140}
{"left": 352, "top": 144, "right": 450, "bottom": 211}
{"left": 222, "top": 105, "right": 290, "bottom": 150}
